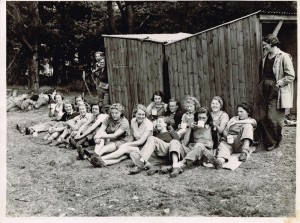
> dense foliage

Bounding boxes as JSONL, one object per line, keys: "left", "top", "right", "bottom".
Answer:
{"left": 6, "top": 1, "right": 296, "bottom": 89}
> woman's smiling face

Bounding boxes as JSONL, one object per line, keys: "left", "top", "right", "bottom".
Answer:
{"left": 211, "top": 99, "right": 221, "bottom": 112}
{"left": 136, "top": 109, "right": 146, "bottom": 123}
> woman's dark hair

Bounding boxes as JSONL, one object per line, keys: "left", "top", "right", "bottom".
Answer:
{"left": 194, "top": 107, "right": 213, "bottom": 125}
{"left": 237, "top": 102, "right": 253, "bottom": 117}
{"left": 263, "top": 34, "right": 281, "bottom": 47}
{"left": 90, "top": 103, "right": 100, "bottom": 113}
{"left": 54, "top": 93, "right": 64, "bottom": 101}
{"left": 74, "top": 95, "right": 83, "bottom": 105}
{"left": 165, "top": 98, "right": 182, "bottom": 115}
{"left": 151, "top": 91, "right": 164, "bottom": 102}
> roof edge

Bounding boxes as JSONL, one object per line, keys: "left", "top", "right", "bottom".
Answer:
{"left": 165, "top": 10, "right": 262, "bottom": 45}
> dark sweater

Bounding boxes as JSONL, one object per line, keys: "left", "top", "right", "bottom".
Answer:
{"left": 155, "top": 131, "right": 180, "bottom": 143}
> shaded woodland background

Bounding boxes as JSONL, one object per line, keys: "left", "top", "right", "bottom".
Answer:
{"left": 6, "top": 1, "right": 296, "bottom": 90}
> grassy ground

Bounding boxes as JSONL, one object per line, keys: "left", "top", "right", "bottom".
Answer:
{"left": 6, "top": 91, "right": 296, "bottom": 217}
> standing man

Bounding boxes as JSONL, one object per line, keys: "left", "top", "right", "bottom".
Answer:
{"left": 256, "top": 34, "right": 295, "bottom": 151}
{"left": 92, "top": 51, "right": 109, "bottom": 108}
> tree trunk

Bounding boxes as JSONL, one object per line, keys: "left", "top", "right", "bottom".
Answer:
{"left": 126, "top": 3, "right": 134, "bottom": 34}
{"left": 27, "top": 2, "right": 41, "bottom": 90}
{"left": 107, "top": 2, "right": 118, "bottom": 34}
{"left": 28, "top": 48, "right": 39, "bottom": 90}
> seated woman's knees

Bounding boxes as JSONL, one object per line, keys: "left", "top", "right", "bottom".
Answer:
{"left": 243, "top": 123, "right": 254, "bottom": 131}
{"left": 169, "top": 139, "right": 181, "bottom": 147}
{"left": 147, "top": 136, "right": 156, "bottom": 142}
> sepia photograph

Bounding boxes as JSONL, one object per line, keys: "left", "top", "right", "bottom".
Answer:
{"left": 2, "top": 1, "right": 298, "bottom": 222}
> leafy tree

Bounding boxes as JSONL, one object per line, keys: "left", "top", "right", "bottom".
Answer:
{"left": 6, "top": 1, "right": 296, "bottom": 89}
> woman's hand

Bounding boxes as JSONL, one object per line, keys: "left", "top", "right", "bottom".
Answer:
{"left": 74, "top": 134, "right": 81, "bottom": 140}
{"left": 94, "top": 138, "right": 101, "bottom": 144}
{"left": 71, "top": 131, "right": 77, "bottom": 137}
{"left": 100, "top": 132, "right": 108, "bottom": 138}
{"left": 49, "top": 127, "right": 54, "bottom": 133}
{"left": 190, "top": 122, "right": 196, "bottom": 128}
{"left": 276, "top": 80, "right": 284, "bottom": 88}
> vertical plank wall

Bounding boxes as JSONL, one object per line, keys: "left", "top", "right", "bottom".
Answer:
{"left": 104, "top": 37, "right": 164, "bottom": 118}
{"left": 165, "top": 14, "right": 262, "bottom": 117}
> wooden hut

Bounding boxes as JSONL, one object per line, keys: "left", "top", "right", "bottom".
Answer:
{"left": 103, "top": 33, "right": 193, "bottom": 117}
{"left": 103, "top": 11, "right": 297, "bottom": 118}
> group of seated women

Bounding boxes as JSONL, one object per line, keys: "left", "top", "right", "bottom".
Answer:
{"left": 16, "top": 90, "right": 257, "bottom": 178}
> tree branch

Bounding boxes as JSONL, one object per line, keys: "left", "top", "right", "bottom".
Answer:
{"left": 6, "top": 49, "right": 20, "bottom": 72}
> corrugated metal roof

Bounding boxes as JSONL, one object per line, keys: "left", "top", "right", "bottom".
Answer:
{"left": 261, "top": 11, "right": 297, "bottom": 15}
{"left": 102, "top": 32, "right": 193, "bottom": 43}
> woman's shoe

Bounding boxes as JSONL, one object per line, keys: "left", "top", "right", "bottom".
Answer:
{"left": 129, "top": 160, "right": 144, "bottom": 174}
{"left": 238, "top": 152, "right": 248, "bottom": 162}
{"left": 161, "top": 165, "right": 172, "bottom": 174}
{"left": 146, "top": 166, "right": 160, "bottom": 176}
{"left": 77, "top": 146, "right": 85, "bottom": 160}
{"left": 90, "top": 154, "right": 106, "bottom": 168}
{"left": 169, "top": 168, "right": 183, "bottom": 178}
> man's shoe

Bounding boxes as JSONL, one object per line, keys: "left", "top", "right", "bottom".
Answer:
{"left": 238, "top": 152, "right": 248, "bottom": 162}
{"left": 266, "top": 144, "right": 277, "bottom": 151}
{"left": 169, "top": 168, "right": 183, "bottom": 178}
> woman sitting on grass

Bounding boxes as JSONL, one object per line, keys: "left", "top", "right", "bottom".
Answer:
{"left": 210, "top": 96, "right": 230, "bottom": 141}
{"left": 146, "top": 91, "right": 168, "bottom": 122}
{"left": 49, "top": 102, "right": 92, "bottom": 147}
{"left": 215, "top": 102, "right": 257, "bottom": 164}
{"left": 72, "top": 104, "right": 109, "bottom": 158}
{"left": 74, "top": 94, "right": 91, "bottom": 112}
{"left": 42, "top": 101, "right": 79, "bottom": 144}
{"left": 173, "top": 107, "right": 222, "bottom": 175}
{"left": 128, "top": 116, "right": 188, "bottom": 177}
{"left": 176, "top": 96, "right": 201, "bottom": 138}
{"left": 88, "top": 103, "right": 130, "bottom": 167}
{"left": 164, "top": 98, "right": 184, "bottom": 131}
{"left": 82, "top": 104, "right": 153, "bottom": 166}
